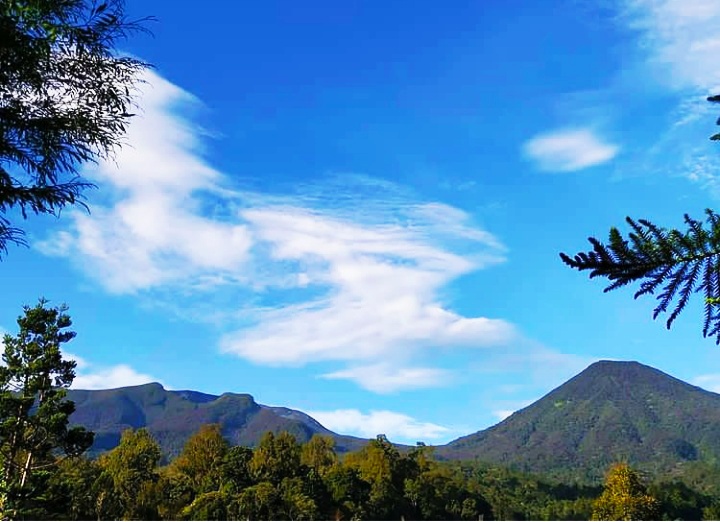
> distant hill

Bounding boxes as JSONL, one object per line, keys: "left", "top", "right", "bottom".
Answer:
{"left": 435, "top": 360, "right": 720, "bottom": 482}
{"left": 68, "top": 383, "right": 367, "bottom": 459}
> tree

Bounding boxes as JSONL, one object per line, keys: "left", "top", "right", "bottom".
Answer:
{"left": 0, "top": 298, "right": 93, "bottom": 519}
{"left": 343, "top": 435, "right": 409, "bottom": 519}
{"left": 322, "top": 464, "right": 370, "bottom": 521}
{"left": 591, "top": 463, "right": 659, "bottom": 521}
{"left": 99, "top": 428, "right": 162, "bottom": 520}
{"left": 168, "top": 423, "right": 228, "bottom": 495}
{"left": 219, "top": 445, "right": 253, "bottom": 493}
{"left": 234, "top": 481, "right": 279, "bottom": 521}
{"left": 300, "top": 434, "right": 337, "bottom": 477}
{"left": 249, "top": 431, "right": 302, "bottom": 485}
{"left": 0, "top": 0, "right": 150, "bottom": 256}
{"left": 46, "top": 456, "right": 103, "bottom": 520}
{"left": 560, "top": 95, "right": 720, "bottom": 343}
{"left": 179, "top": 490, "right": 230, "bottom": 521}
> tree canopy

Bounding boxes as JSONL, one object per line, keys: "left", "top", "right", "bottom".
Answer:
{"left": 0, "top": 0, "right": 150, "bottom": 256}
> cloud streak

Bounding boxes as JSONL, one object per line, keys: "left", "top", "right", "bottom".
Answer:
{"left": 320, "top": 364, "right": 452, "bottom": 394}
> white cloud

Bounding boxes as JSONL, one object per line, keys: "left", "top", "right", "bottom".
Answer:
{"left": 321, "top": 363, "right": 452, "bottom": 393}
{"left": 523, "top": 128, "right": 619, "bottom": 172}
{"left": 622, "top": 0, "right": 720, "bottom": 91}
{"left": 691, "top": 373, "right": 720, "bottom": 393}
{"left": 71, "top": 363, "right": 161, "bottom": 390}
{"left": 38, "top": 70, "right": 516, "bottom": 392}
{"left": 63, "top": 351, "right": 160, "bottom": 390}
{"left": 305, "top": 408, "right": 451, "bottom": 443}
{"left": 36, "top": 70, "right": 253, "bottom": 294}
{"left": 63, "top": 351, "right": 89, "bottom": 369}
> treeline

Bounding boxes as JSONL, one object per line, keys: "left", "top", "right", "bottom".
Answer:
{"left": 13, "top": 423, "right": 720, "bottom": 521}
{"left": 26, "top": 426, "right": 493, "bottom": 520}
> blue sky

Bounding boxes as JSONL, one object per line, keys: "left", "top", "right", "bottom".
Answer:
{"left": 4, "top": 0, "right": 720, "bottom": 444}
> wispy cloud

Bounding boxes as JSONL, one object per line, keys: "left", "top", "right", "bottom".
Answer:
{"left": 38, "top": 71, "right": 516, "bottom": 393}
{"left": 523, "top": 128, "right": 619, "bottom": 172}
{"left": 320, "top": 364, "right": 452, "bottom": 394}
{"left": 305, "top": 408, "right": 452, "bottom": 443}
{"left": 621, "top": 0, "right": 720, "bottom": 91}
{"left": 616, "top": 1, "right": 720, "bottom": 193}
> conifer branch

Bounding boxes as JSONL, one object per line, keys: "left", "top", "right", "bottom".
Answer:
{"left": 560, "top": 209, "right": 720, "bottom": 343}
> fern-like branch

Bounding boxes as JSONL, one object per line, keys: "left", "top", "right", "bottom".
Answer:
{"left": 559, "top": 209, "right": 720, "bottom": 344}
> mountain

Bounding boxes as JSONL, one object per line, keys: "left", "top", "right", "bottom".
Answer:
{"left": 68, "top": 383, "right": 367, "bottom": 459}
{"left": 435, "top": 360, "right": 720, "bottom": 482}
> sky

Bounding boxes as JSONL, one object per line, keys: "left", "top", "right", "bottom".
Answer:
{"left": 3, "top": 0, "right": 720, "bottom": 445}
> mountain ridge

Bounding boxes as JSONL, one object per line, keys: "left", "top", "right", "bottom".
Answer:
{"left": 68, "top": 382, "right": 368, "bottom": 459}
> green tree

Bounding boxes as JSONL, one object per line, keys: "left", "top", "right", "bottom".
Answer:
{"left": 300, "top": 434, "right": 337, "bottom": 477}
{"left": 179, "top": 490, "right": 229, "bottom": 521}
{"left": 649, "top": 480, "right": 710, "bottom": 521}
{"left": 249, "top": 431, "right": 301, "bottom": 485}
{"left": 233, "top": 481, "right": 279, "bottom": 520}
{"left": 344, "top": 435, "right": 409, "bottom": 519}
{"left": 560, "top": 95, "right": 720, "bottom": 343}
{"left": 0, "top": 0, "right": 150, "bottom": 256}
{"left": 0, "top": 298, "right": 93, "bottom": 519}
{"left": 322, "top": 464, "right": 370, "bottom": 521}
{"left": 219, "top": 445, "right": 253, "bottom": 493}
{"left": 591, "top": 463, "right": 659, "bottom": 521}
{"left": 169, "top": 423, "right": 228, "bottom": 495}
{"left": 560, "top": 208, "right": 720, "bottom": 343}
{"left": 278, "top": 477, "right": 319, "bottom": 521}
{"left": 46, "top": 456, "right": 103, "bottom": 520}
{"left": 99, "top": 428, "right": 162, "bottom": 520}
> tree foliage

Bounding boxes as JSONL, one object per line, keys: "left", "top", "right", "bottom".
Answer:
{"left": 0, "top": 0, "right": 150, "bottom": 256}
{"left": 0, "top": 298, "right": 92, "bottom": 519}
{"left": 591, "top": 463, "right": 659, "bottom": 521}
{"left": 168, "top": 423, "right": 228, "bottom": 495}
{"left": 560, "top": 209, "right": 720, "bottom": 342}
{"left": 98, "top": 428, "right": 162, "bottom": 520}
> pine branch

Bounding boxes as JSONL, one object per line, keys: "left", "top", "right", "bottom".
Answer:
{"left": 559, "top": 209, "right": 720, "bottom": 344}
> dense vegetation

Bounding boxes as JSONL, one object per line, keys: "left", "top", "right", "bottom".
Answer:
{"left": 10, "top": 424, "right": 720, "bottom": 521}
